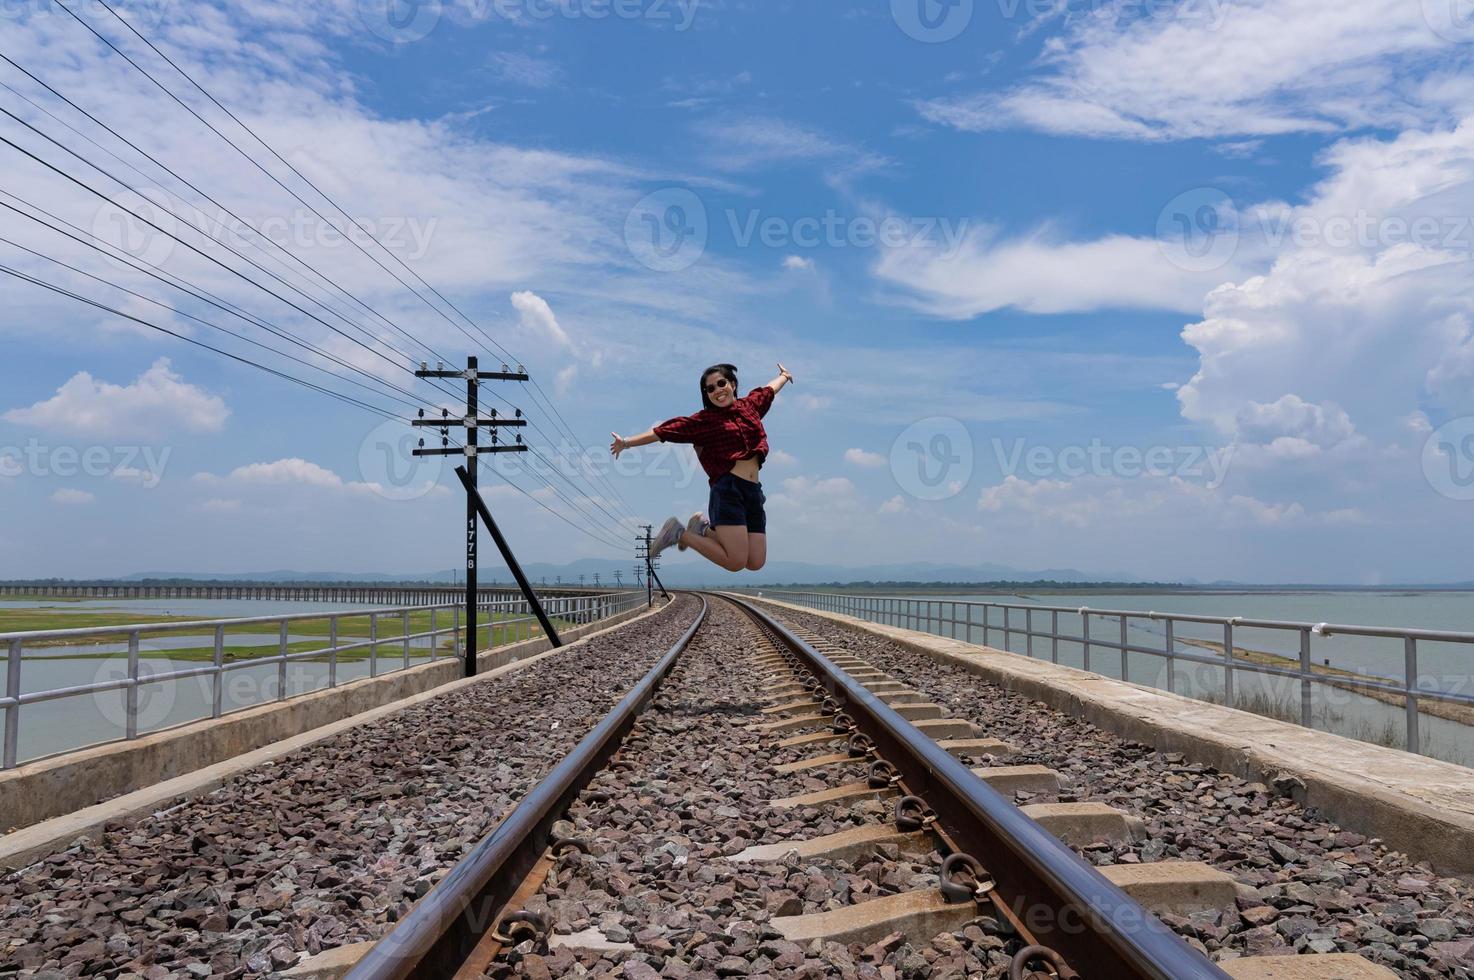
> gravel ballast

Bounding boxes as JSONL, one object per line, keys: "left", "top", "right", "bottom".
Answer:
{"left": 0, "top": 597, "right": 698, "bottom": 979}
{"left": 754, "top": 600, "right": 1474, "bottom": 980}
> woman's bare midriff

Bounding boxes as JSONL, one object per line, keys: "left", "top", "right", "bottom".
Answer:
{"left": 730, "top": 455, "right": 761, "bottom": 483}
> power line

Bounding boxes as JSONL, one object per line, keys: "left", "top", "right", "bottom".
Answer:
{"left": 65, "top": 0, "right": 646, "bottom": 528}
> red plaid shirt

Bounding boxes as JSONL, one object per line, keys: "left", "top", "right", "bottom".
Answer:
{"left": 654, "top": 385, "right": 776, "bottom": 485}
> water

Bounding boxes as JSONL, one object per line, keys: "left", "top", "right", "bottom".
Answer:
{"left": 1, "top": 598, "right": 470, "bottom": 764}
{"left": 798, "top": 589, "right": 1474, "bottom": 767}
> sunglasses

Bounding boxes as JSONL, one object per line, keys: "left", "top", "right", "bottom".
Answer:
{"left": 704, "top": 378, "right": 731, "bottom": 394}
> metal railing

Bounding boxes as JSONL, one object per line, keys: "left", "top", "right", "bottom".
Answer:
{"left": 0, "top": 590, "right": 647, "bottom": 769}
{"left": 745, "top": 590, "right": 1474, "bottom": 758}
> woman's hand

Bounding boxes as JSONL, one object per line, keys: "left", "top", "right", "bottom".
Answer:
{"left": 777, "top": 361, "right": 794, "bottom": 384}
{"left": 609, "top": 432, "right": 626, "bottom": 458}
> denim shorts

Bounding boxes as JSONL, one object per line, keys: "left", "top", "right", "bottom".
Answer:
{"left": 709, "top": 472, "right": 766, "bottom": 533}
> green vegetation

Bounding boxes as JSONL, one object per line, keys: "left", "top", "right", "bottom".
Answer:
{"left": 4, "top": 608, "right": 574, "bottom": 661}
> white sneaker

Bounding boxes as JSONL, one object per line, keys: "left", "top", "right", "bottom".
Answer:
{"left": 649, "top": 516, "right": 683, "bottom": 558}
{"left": 678, "top": 511, "right": 708, "bottom": 551}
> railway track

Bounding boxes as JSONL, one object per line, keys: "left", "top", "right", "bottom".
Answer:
{"left": 344, "top": 593, "right": 1412, "bottom": 979}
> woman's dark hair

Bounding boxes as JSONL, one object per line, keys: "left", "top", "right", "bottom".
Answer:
{"left": 699, "top": 363, "right": 738, "bottom": 410}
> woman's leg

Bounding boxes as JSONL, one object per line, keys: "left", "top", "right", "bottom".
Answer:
{"left": 745, "top": 533, "right": 767, "bottom": 571}
{"left": 682, "top": 524, "right": 749, "bottom": 572}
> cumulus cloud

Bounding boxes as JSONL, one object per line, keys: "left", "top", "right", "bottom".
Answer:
{"left": 878, "top": 494, "right": 908, "bottom": 514}
{"left": 782, "top": 255, "right": 815, "bottom": 272}
{"left": 872, "top": 224, "right": 1251, "bottom": 317}
{"left": 51, "top": 488, "right": 95, "bottom": 505}
{"left": 919, "top": 0, "right": 1467, "bottom": 141}
{"left": 512, "top": 290, "right": 573, "bottom": 349}
{"left": 844, "top": 448, "right": 886, "bottom": 468}
{"left": 3, "top": 359, "right": 229, "bottom": 438}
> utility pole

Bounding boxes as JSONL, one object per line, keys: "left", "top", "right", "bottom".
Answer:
{"left": 412, "top": 356, "right": 558, "bottom": 677}
{"left": 613, "top": 570, "right": 622, "bottom": 588}
{"left": 637, "top": 526, "right": 652, "bottom": 607}
{"left": 593, "top": 573, "right": 600, "bottom": 588}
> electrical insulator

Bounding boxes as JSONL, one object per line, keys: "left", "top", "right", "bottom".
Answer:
{"left": 417, "top": 408, "right": 424, "bottom": 418}
{"left": 417, "top": 438, "right": 424, "bottom": 448}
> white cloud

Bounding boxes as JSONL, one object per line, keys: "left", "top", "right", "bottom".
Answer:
{"left": 200, "top": 498, "right": 243, "bottom": 513}
{"left": 512, "top": 290, "right": 573, "bottom": 349}
{"left": 782, "top": 255, "right": 815, "bottom": 272}
{"left": 694, "top": 116, "right": 888, "bottom": 178}
{"left": 767, "top": 449, "right": 798, "bottom": 467}
{"left": 766, "top": 475, "right": 865, "bottom": 528}
{"left": 878, "top": 494, "right": 908, "bottom": 514}
{"left": 489, "top": 51, "right": 562, "bottom": 89}
{"left": 919, "top": 0, "right": 1466, "bottom": 141}
{"left": 51, "top": 488, "right": 95, "bottom": 505}
{"left": 3, "top": 359, "right": 229, "bottom": 438}
{"left": 976, "top": 474, "right": 1329, "bottom": 529}
{"left": 872, "top": 225, "right": 1248, "bottom": 317}
{"left": 844, "top": 447, "right": 886, "bottom": 468}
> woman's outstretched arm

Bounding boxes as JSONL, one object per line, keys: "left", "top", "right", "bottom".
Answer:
{"left": 764, "top": 361, "right": 795, "bottom": 393}
{"left": 610, "top": 429, "right": 659, "bottom": 458}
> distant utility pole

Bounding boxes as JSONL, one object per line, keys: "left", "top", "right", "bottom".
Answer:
{"left": 637, "top": 526, "right": 652, "bottom": 607}
{"left": 411, "top": 356, "right": 560, "bottom": 677}
{"left": 614, "top": 570, "right": 623, "bottom": 588}
{"left": 593, "top": 573, "right": 601, "bottom": 588}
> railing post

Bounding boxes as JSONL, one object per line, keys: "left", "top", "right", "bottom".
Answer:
{"left": 982, "top": 604, "right": 989, "bottom": 645}
{"left": 1050, "top": 610, "right": 1059, "bottom": 663}
{"left": 277, "top": 621, "right": 288, "bottom": 701}
{"left": 211, "top": 626, "right": 224, "bottom": 719}
{"left": 1405, "top": 637, "right": 1421, "bottom": 754}
{"left": 430, "top": 608, "right": 438, "bottom": 663}
{"left": 330, "top": 616, "right": 339, "bottom": 688}
{"left": 1025, "top": 609, "right": 1033, "bottom": 658}
{"left": 370, "top": 612, "right": 379, "bottom": 678}
{"left": 454, "top": 605, "right": 462, "bottom": 660}
{"left": 1164, "top": 619, "right": 1175, "bottom": 693}
{"left": 1003, "top": 606, "right": 1011, "bottom": 651}
{"left": 4, "top": 638, "right": 20, "bottom": 769}
{"left": 126, "top": 630, "right": 140, "bottom": 739}
{"left": 1082, "top": 613, "right": 1092, "bottom": 672}
{"left": 402, "top": 611, "right": 411, "bottom": 670}
{"left": 1223, "top": 621, "right": 1234, "bottom": 705}
{"left": 1120, "top": 615, "right": 1129, "bottom": 683}
{"left": 1299, "top": 627, "right": 1313, "bottom": 727}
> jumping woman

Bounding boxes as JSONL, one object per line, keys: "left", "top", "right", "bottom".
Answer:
{"left": 610, "top": 362, "right": 793, "bottom": 572}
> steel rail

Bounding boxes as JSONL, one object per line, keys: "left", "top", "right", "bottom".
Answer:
{"left": 344, "top": 595, "right": 706, "bottom": 980}
{"left": 726, "top": 594, "right": 1230, "bottom": 980}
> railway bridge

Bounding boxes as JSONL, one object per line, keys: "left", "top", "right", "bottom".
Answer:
{"left": 2, "top": 590, "right": 1472, "bottom": 979}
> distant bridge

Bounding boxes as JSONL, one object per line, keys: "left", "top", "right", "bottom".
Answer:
{"left": 0, "top": 582, "right": 620, "bottom": 606}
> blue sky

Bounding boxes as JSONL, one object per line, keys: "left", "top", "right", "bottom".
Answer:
{"left": 2, "top": 0, "right": 1473, "bottom": 583}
